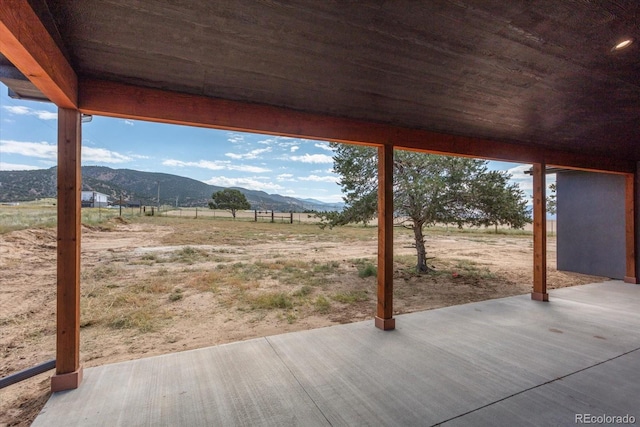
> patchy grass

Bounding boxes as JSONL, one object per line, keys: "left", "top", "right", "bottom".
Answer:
{"left": 450, "top": 259, "right": 496, "bottom": 280}
{"left": 170, "top": 246, "right": 210, "bottom": 264}
{"left": 249, "top": 292, "right": 294, "bottom": 310}
{"left": 314, "top": 295, "right": 331, "bottom": 313}
{"left": 332, "top": 290, "right": 370, "bottom": 304}
{"left": 313, "top": 261, "right": 340, "bottom": 273}
{"left": 0, "top": 202, "right": 125, "bottom": 233}
{"left": 292, "top": 285, "right": 313, "bottom": 297}
{"left": 106, "top": 306, "right": 167, "bottom": 333}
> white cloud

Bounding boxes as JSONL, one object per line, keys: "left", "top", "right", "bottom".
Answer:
{"left": 299, "top": 175, "right": 339, "bottom": 183}
{"left": 505, "top": 164, "right": 555, "bottom": 202}
{"left": 2, "top": 105, "right": 57, "bottom": 120}
{"left": 225, "top": 147, "right": 272, "bottom": 160}
{"left": 0, "top": 140, "right": 56, "bottom": 159}
{"left": 506, "top": 164, "right": 532, "bottom": 181}
{"left": 290, "top": 146, "right": 300, "bottom": 152}
{"left": 0, "top": 162, "right": 42, "bottom": 171}
{"left": 277, "top": 173, "right": 296, "bottom": 182}
{"left": 0, "top": 139, "right": 133, "bottom": 164}
{"left": 37, "top": 111, "right": 58, "bottom": 120}
{"left": 229, "top": 164, "right": 271, "bottom": 173}
{"left": 289, "top": 153, "right": 333, "bottom": 164}
{"left": 3, "top": 106, "right": 29, "bottom": 115}
{"left": 163, "top": 159, "right": 227, "bottom": 170}
{"left": 506, "top": 164, "right": 533, "bottom": 193}
{"left": 314, "top": 142, "right": 334, "bottom": 152}
{"left": 226, "top": 133, "right": 245, "bottom": 144}
{"left": 311, "top": 168, "right": 335, "bottom": 174}
{"left": 130, "top": 154, "right": 151, "bottom": 159}
{"left": 205, "top": 176, "right": 284, "bottom": 192}
{"left": 124, "top": 120, "right": 134, "bottom": 126}
{"left": 83, "top": 147, "right": 132, "bottom": 163}
{"left": 163, "top": 159, "right": 270, "bottom": 173}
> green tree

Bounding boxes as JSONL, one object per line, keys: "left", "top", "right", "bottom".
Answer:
{"left": 209, "top": 189, "right": 251, "bottom": 219}
{"left": 547, "top": 182, "right": 557, "bottom": 216}
{"left": 319, "top": 144, "right": 531, "bottom": 273}
{"left": 472, "top": 170, "right": 530, "bottom": 233}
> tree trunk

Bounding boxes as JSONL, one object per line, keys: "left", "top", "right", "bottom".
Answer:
{"left": 412, "top": 222, "right": 431, "bottom": 273}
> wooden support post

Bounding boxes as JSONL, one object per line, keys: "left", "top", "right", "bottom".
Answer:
{"left": 52, "top": 108, "right": 83, "bottom": 391}
{"left": 375, "top": 144, "right": 395, "bottom": 330}
{"left": 624, "top": 172, "right": 638, "bottom": 284}
{"left": 531, "top": 162, "right": 548, "bottom": 301}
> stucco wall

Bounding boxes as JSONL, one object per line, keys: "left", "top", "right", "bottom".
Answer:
{"left": 557, "top": 171, "right": 625, "bottom": 279}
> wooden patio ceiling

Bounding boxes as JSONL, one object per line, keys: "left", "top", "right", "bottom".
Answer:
{"left": 1, "top": 0, "right": 639, "bottom": 172}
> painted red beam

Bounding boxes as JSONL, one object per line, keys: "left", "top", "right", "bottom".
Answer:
{"left": 79, "top": 78, "right": 634, "bottom": 174}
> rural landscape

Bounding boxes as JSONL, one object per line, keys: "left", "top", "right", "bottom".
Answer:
{"left": 0, "top": 150, "right": 583, "bottom": 426}
{"left": 1, "top": 2, "right": 636, "bottom": 424}
{"left": 0, "top": 199, "right": 601, "bottom": 426}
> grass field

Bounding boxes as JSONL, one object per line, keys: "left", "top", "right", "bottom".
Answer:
{"left": 1, "top": 202, "right": 574, "bottom": 426}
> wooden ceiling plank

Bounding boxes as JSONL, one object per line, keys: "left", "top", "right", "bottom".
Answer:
{"left": 52, "top": 1, "right": 640, "bottom": 159}
{"left": 0, "top": 0, "right": 77, "bottom": 108}
{"left": 79, "top": 78, "right": 634, "bottom": 174}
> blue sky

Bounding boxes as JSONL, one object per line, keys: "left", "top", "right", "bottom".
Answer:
{"left": 0, "top": 83, "right": 542, "bottom": 204}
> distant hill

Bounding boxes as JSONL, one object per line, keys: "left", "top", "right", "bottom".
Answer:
{"left": 0, "top": 166, "right": 342, "bottom": 212}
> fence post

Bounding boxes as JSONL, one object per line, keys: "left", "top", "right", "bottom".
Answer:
{"left": 290, "top": 211, "right": 293, "bottom": 224}
{"left": 255, "top": 210, "right": 258, "bottom": 222}
{"left": 271, "top": 210, "right": 274, "bottom": 223}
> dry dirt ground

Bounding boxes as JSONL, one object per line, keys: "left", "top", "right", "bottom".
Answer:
{"left": 0, "top": 217, "right": 603, "bottom": 426}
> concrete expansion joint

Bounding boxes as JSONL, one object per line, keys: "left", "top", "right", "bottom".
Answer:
{"left": 430, "top": 346, "right": 640, "bottom": 427}
{"left": 264, "top": 337, "right": 333, "bottom": 426}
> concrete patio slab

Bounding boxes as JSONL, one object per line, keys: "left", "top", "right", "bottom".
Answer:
{"left": 33, "top": 281, "right": 640, "bottom": 426}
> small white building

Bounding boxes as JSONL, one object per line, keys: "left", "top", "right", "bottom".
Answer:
{"left": 81, "top": 191, "right": 109, "bottom": 208}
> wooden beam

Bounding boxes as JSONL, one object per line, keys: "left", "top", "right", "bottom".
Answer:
{"left": 78, "top": 78, "right": 635, "bottom": 174}
{"left": 0, "top": 0, "right": 77, "bottom": 108}
{"left": 531, "top": 162, "right": 548, "bottom": 301}
{"left": 52, "top": 108, "right": 83, "bottom": 392}
{"left": 624, "top": 172, "right": 638, "bottom": 284}
{"left": 375, "top": 144, "right": 395, "bottom": 330}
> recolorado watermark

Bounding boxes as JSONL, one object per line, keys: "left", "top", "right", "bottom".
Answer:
{"left": 575, "top": 414, "right": 636, "bottom": 424}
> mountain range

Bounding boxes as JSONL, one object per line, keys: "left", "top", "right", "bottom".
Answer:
{"left": 0, "top": 166, "right": 343, "bottom": 212}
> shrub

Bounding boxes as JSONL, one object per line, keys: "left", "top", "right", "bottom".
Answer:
{"left": 358, "top": 263, "right": 377, "bottom": 278}
{"left": 314, "top": 295, "right": 331, "bottom": 313}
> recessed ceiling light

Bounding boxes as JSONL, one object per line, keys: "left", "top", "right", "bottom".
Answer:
{"left": 612, "top": 39, "right": 633, "bottom": 51}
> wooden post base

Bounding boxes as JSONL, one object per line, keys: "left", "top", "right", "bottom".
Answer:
{"left": 375, "top": 316, "right": 396, "bottom": 330}
{"left": 531, "top": 292, "right": 549, "bottom": 302}
{"left": 51, "top": 366, "right": 83, "bottom": 392}
{"left": 624, "top": 276, "right": 639, "bottom": 284}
